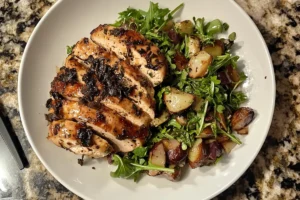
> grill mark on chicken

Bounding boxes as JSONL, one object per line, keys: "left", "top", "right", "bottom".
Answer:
{"left": 72, "top": 39, "right": 155, "bottom": 119}
{"left": 47, "top": 99, "right": 148, "bottom": 152}
{"left": 48, "top": 120, "right": 113, "bottom": 158}
{"left": 73, "top": 38, "right": 154, "bottom": 95}
{"left": 61, "top": 56, "right": 152, "bottom": 126}
{"left": 90, "top": 25, "right": 167, "bottom": 86}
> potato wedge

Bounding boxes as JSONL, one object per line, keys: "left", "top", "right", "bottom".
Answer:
{"left": 164, "top": 87, "right": 194, "bottom": 113}
{"left": 151, "top": 110, "right": 170, "bottom": 127}
{"left": 188, "top": 51, "right": 213, "bottom": 78}
{"left": 162, "top": 139, "right": 187, "bottom": 164}
{"left": 175, "top": 20, "right": 194, "bottom": 35}
{"left": 148, "top": 142, "right": 166, "bottom": 176}
{"left": 188, "top": 138, "right": 206, "bottom": 168}
{"left": 187, "top": 36, "right": 201, "bottom": 57}
{"left": 202, "top": 40, "right": 225, "bottom": 58}
{"left": 231, "top": 107, "right": 254, "bottom": 130}
{"left": 221, "top": 141, "right": 237, "bottom": 154}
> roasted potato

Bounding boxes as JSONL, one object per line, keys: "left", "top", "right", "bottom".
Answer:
{"left": 164, "top": 87, "right": 194, "bottom": 113}
{"left": 188, "top": 138, "right": 206, "bottom": 168}
{"left": 148, "top": 142, "right": 166, "bottom": 176}
{"left": 162, "top": 139, "right": 187, "bottom": 164}
{"left": 187, "top": 36, "right": 201, "bottom": 57}
{"left": 151, "top": 110, "right": 170, "bottom": 127}
{"left": 174, "top": 51, "right": 188, "bottom": 71}
{"left": 221, "top": 141, "right": 237, "bottom": 154}
{"left": 162, "top": 20, "right": 175, "bottom": 32}
{"left": 231, "top": 107, "right": 255, "bottom": 131}
{"left": 217, "top": 112, "right": 227, "bottom": 131}
{"left": 197, "top": 126, "right": 214, "bottom": 138}
{"left": 236, "top": 126, "right": 249, "bottom": 135}
{"left": 188, "top": 51, "right": 213, "bottom": 78}
{"left": 202, "top": 40, "right": 225, "bottom": 58}
{"left": 175, "top": 115, "right": 187, "bottom": 126}
{"left": 175, "top": 20, "right": 194, "bottom": 35}
{"left": 163, "top": 165, "right": 182, "bottom": 181}
{"left": 226, "top": 65, "right": 240, "bottom": 82}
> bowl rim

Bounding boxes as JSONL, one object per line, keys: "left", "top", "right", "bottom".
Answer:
{"left": 18, "top": 0, "right": 276, "bottom": 199}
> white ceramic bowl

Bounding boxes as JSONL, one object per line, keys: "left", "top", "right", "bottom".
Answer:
{"left": 18, "top": 0, "right": 275, "bottom": 199}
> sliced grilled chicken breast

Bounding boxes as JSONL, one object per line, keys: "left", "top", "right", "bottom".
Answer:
{"left": 48, "top": 120, "right": 113, "bottom": 158}
{"left": 46, "top": 99, "right": 147, "bottom": 152}
{"left": 90, "top": 25, "right": 167, "bottom": 86}
{"left": 51, "top": 58, "right": 152, "bottom": 127}
{"left": 72, "top": 38, "right": 155, "bottom": 118}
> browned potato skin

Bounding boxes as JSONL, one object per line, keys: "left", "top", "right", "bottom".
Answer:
{"left": 162, "top": 139, "right": 187, "bottom": 164}
{"left": 231, "top": 107, "right": 255, "bottom": 131}
{"left": 188, "top": 138, "right": 206, "bottom": 169}
{"left": 197, "top": 126, "right": 214, "bottom": 138}
{"left": 226, "top": 65, "right": 240, "bottom": 82}
{"left": 216, "top": 135, "right": 230, "bottom": 143}
{"left": 163, "top": 165, "right": 182, "bottom": 181}
{"left": 217, "top": 112, "right": 227, "bottom": 130}
{"left": 174, "top": 51, "right": 188, "bottom": 71}
{"left": 237, "top": 126, "right": 249, "bottom": 135}
{"left": 202, "top": 40, "right": 225, "bottom": 58}
{"left": 148, "top": 142, "right": 166, "bottom": 176}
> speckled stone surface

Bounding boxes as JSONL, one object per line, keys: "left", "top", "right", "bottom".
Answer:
{"left": 0, "top": 0, "right": 299, "bottom": 199}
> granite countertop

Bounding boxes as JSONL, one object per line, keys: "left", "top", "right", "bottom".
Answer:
{"left": 0, "top": 0, "right": 299, "bottom": 199}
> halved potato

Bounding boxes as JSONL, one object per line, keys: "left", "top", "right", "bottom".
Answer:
{"left": 175, "top": 20, "right": 194, "bottom": 35}
{"left": 151, "top": 110, "right": 170, "bottom": 127}
{"left": 148, "top": 142, "right": 166, "bottom": 176}
{"left": 164, "top": 87, "right": 194, "bottom": 113}
{"left": 202, "top": 40, "right": 225, "bottom": 58}
{"left": 162, "top": 139, "right": 187, "bottom": 164}
{"left": 231, "top": 107, "right": 254, "bottom": 131}
{"left": 221, "top": 141, "right": 237, "bottom": 154}
{"left": 187, "top": 36, "right": 201, "bottom": 57}
{"left": 188, "top": 138, "right": 206, "bottom": 168}
{"left": 174, "top": 51, "right": 188, "bottom": 71}
{"left": 188, "top": 51, "right": 213, "bottom": 78}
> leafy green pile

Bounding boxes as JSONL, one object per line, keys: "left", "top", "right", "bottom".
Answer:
{"left": 110, "top": 2, "right": 248, "bottom": 181}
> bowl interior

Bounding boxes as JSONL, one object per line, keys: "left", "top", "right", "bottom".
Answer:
{"left": 18, "top": 0, "right": 275, "bottom": 199}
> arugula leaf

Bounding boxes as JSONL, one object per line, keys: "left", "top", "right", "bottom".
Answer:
{"left": 111, "top": 154, "right": 174, "bottom": 182}
{"left": 66, "top": 45, "right": 74, "bottom": 55}
{"left": 155, "top": 86, "right": 170, "bottom": 111}
{"left": 113, "top": 2, "right": 183, "bottom": 34}
{"left": 111, "top": 154, "right": 141, "bottom": 181}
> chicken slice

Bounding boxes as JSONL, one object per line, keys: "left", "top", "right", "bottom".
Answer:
{"left": 51, "top": 58, "right": 152, "bottom": 127}
{"left": 46, "top": 99, "right": 148, "bottom": 152}
{"left": 90, "top": 25, "right": 167, "bottom": 86}
{"left": 72, "top": 38, "right": 155, "bottom": 118}
{"left": 48, "top": 120, "right": 113, "bottom": 158}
